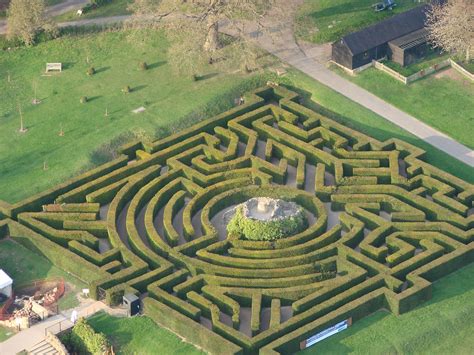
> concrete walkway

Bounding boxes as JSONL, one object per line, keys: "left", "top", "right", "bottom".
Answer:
{"left": 0, "top": 298, "right": 126, "bottom": 354}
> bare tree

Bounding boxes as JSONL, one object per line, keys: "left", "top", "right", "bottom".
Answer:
{"left": 426, "top": 0, "right": 473, "bottom": 62}
{"left": 127, "top": 0, "right": 279, "bottom": 75}
{"left": 7, "top": 0, "right": 57, "bottom": 45}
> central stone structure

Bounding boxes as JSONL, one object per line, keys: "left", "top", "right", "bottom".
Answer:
{"left": 227, "top": 197, "right": 308, "bottom": 241}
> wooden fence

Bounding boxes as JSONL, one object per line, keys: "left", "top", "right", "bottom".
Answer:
{"left": 373, "top": 59, "right": 451, "bottom": 84}
{"left": 374, "top": 58, "right": 474, "bottom": 84}
{"left": 449, "top": 59, "right": 474, "bottom": 81}
{"left": 0, "top": 292, "right": 14, "bottom": 321}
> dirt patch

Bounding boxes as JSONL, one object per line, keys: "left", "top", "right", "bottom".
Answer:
{"left": 434, "top": 67, "right": 466, "bottom": 82}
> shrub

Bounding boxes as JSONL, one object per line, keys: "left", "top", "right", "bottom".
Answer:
{"left": 139, "top": 61, "right": 148, "bottom": 71}
{"left": 227, "top": 204, "right": 308, "bottom": 241}
{"left": 80, "top": 96, "right": 88, "bottom": 104}
{"left": 60, "top": 318, "right": 110, "bottom": 355}
{"left": 122, "top": 85, "right": 131, "bottom": 94}
{"left": 87, "top": 67, "right": 95, "bottom": 76}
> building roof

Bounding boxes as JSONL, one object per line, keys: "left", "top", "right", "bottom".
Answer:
{"left": 0, "top": 269, "right": 13, "bottom": 289}
{"left": 340, "top": 5, "right": 430, "bottom": 55}
{"left": 389, "top": 28, "right": 429, "bottom": 50}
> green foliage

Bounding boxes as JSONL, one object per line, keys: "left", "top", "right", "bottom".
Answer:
{"left": 122, "top": 85, "right": 131, "bottom": 94}
{"left": 139, "top": 61, "right": 148, "bottom": 71}
{"left": 80, "top": 96, "right": 88, "bottom": 104}
{"left": 61, "top": 318, "right": 110, "bottom": 355}
{"left": 87, "top": 67, "right": 96, "bottom": 76}
{"left": 227, "top": 205, "right": 308, "bottom": 241}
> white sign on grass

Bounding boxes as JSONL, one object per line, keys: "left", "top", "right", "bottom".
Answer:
{"left": 301, "top": 318, "right": 351, "bottom": 349}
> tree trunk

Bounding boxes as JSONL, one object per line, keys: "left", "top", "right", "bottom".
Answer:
{"left": 203, "top": 20, "right": 221, "bottom": 52}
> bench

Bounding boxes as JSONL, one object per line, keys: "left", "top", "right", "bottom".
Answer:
{"left": 45, "top": 63, "right": 62, "bottom": 73}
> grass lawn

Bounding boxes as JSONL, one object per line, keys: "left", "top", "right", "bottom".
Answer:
{"left": 383, "top": 51, "right": 451, "bottom": 77}
{"left": 329, "top": 66, "right": 474, "bottom": 150}
{"left": 0, "top": 239, "right": 86, "bottom": 310}
{"left": 0, "top": 30, "right": 270, "bottom": 204}
{"left": 87, "top": 312, "right": 204, "bottom": 355}
{"left": 295, "top": 0, "right": 427, "bottom": 44}
{"left": 54, "top": 0, "right": 132, "bottom": 22}
{"left": 300, "top": 262, "right": 474, "bottom": 354}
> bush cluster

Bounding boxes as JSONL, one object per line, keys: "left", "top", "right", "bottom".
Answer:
{"left": 60, "top": 318, "right": 110, "bottom": 354}
{"left": 227, "top": 205, "right": 307, "bottom": 241}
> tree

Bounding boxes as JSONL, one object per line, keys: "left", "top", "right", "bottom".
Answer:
{"left": 127, "top": 0, "right": 280, "bottom": 75}
{"left": 7, "top": 0, "right": 57, "bottom": 45}
{"left": 425, "top": 0, "right": 473, "bottom": 62}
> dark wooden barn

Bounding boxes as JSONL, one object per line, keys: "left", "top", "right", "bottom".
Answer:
{"left": 388, "top": 28, "right": 430, "bottom": 66}
{"left": 331, "top": 4, "right": 433, "bottom": 70}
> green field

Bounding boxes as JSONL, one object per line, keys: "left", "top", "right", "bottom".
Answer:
{"left": 0, "top": 239, "right": 85, "bottom": 310}
{"left": 330, "top": 66, "right": 474, "bottom": 150}
{"left": 54, "top": 0, "right": 132, "bottom": 22}
{"left": 295, "top": 0, "right": 427, "bottom": 44}
{"left": 301, "top": 263, "right": 474, "bottom": 354}
{"left": 0, "top": 30, "right": 270, "bottom": 203}
{"left": 87, "top": 312, "right": 204, "bottom": 355}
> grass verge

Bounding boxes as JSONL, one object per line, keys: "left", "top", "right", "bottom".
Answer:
{"left": 328, "top": 66, "right": 474, "bottom": 150}
{"left": 87, "top": 312, "right": 204, "bottom": 355}
{"left": 285, "top": 70, "right": 474, "bottom": 183}
{"left": 300, "top": 263, "right": 474, "bottom": 354}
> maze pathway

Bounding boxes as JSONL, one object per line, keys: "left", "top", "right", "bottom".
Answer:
{"left": 0, "top": 85, "right": 472, "bottom": 354}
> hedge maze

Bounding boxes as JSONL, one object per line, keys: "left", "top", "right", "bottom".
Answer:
{"left": 0, "top": 85, "right": 472, "bottom": 354}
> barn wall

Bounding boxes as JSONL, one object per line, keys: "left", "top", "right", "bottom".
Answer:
{"left": 352, "top": 44, "right": 388, "bottom": 69}
{"left": 332, "top": 42, "right": 353, "bottom": 69}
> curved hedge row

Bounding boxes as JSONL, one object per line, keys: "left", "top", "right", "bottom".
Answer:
{"left": 1, "top": 85, "right": 472, "bottom": 354}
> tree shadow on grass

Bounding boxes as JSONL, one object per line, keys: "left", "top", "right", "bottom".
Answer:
{"left": 86, "top": 96, "right": 101, "bottom": 102}
{"left": 132, "top": 85, "right": 147, "bottom": 92}
{"left": 61, "top": 62, "right": 75, "bottom": 70}
{"left": 95, "top": 66, "right": 111, "bottom": 74}
{"left": 196, "top": 73, "right": 219, "bottom": 81}
{"left": 147, "top": 61, "right": 167, "bottom": 70}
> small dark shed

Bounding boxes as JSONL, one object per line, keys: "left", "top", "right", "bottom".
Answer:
{"left": 388, "top": 28, "right": 430, "bottom": 66}
{"left": 331, "top": 4, "right": 432, "bottom": 70}
{"left": 123, "top": 293, "right": 140, "bottom": 316}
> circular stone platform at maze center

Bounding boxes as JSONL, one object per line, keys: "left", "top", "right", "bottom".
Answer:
{"left": 227, "top": 197, "right": 308, "bottom": 241}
